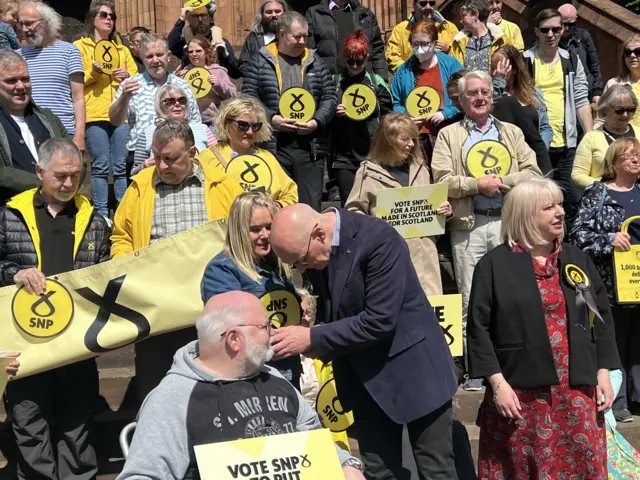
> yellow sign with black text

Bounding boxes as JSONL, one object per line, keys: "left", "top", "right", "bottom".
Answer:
{"left": 405, "top": 86, "right": 441, "bottom": 119}
{"left": 466, "top": 140, "right": 512, "bottom": 178}
{"left": 0, "top": 221, "right": 227, "bottom": 378}
{"left": 430, "top": 294, "right": 462, "bottom": 357}
{"left": 614, "top": 215, "right": 640, "bottom": 304}
{"left": 94, "top": 40, "right": 120, "bottom": 75}
{"left": 260, "top": 290, "right": 301, "bottom": 328}
{"left": 226, "top": 155, "right": 274, "bottom": 193}
{"left": 194, "top": 429, "right": 344, "bottom": 480}
{"left": 184, "top": 0, "right": 210, "bottom": 8}
{"left": 186, "top": 67, "right": 212, "bottom": 99}
{"left": 314, "top": 361, "right": 353, "bottom": 434}
{"left": 342, "top": 83, "right": 377, "bottom": 120}
{"left": 279, "top": 88, "right": 315, "bottom": 123}
{"left": 376, "top": 184, "right": 448, "bottom": 239}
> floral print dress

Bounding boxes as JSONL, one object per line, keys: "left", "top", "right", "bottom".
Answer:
{"left": 478, "top": 243, "right": 607, "bottom": 480}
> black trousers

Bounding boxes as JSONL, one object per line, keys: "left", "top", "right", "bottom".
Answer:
{"left": 335, "top": 168, "right": 356, "bottom": 205}
{"left": 352, "top": 387, "right": 457, "bottom": 480}
{"left": 276, "top": 143, "right": 324, "bottom": 212}
{"left": 4, "top": 359, "right": 99, "bottom": 480}
{"left": 549, "top": 147, "right": 580, "bottom": 230}
{"left": 612, "top": 305, "right": 640, "bottom": 410}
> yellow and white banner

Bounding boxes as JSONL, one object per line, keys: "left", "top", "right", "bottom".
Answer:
{"left": 614, "top": 215, "right": 640, "bottom": 304}
{"left": 1, "top": 220, "right": 227, "bottom": 378}
{"left": 430, "top": 294, "right": 463, "bottom": 357}
{"left": 194, "top": 429, "right": 344, "bottom": 480}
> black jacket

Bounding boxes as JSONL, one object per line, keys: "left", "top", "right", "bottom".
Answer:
{"left": 167, "top": 19, "right": 242, "bottom": 79}
{"left": 559, "top": 28, "right": 603, "bottom": 100}
{"left": 305, "top": 0, "right": 388, "bottom": 81}
{"left": 468, "top": 243, "right": 620, "bottom": 389}
{"left": 0, "top": 191, "right": 111, "bottom": 286}
{"left": 242, "top": 45, "right": 337, "bottom": 157}
{"left": 239, "top": 31, "right": 269, "bottom": 77}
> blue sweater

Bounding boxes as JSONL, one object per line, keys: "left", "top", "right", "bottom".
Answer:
{"left": 391, "top": 52, "right": 463, "bottom": 120}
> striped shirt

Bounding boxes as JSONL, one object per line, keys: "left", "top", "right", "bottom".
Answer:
{"left": 113, "top": 71, "right": 201, "bottom": 151}
{"left": 21, "top": 41, "right": 83, "bottom": 134}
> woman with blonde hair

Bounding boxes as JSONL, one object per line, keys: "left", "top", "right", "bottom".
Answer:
{"left": 604, "top": 36, "right": 640, "bottom": 127}
{"left": 571, "top": 138, "right": 640, "bottom": 423}
{"left": 345, "top": 112, "right": 451, "bottom": 296}
{"left": 468, "top": 177, "right": 619, "bottom": 478}
{"left": 199, "top": 95, "right": 298, "bottom": 206}
{"left": 201, "top": 191, "right": 301, "bottom": 384}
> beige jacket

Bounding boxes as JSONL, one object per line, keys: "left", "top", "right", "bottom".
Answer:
{"left": 345, "top": 160, "right": 443, "bottom": 296}
{"left": 431, "top": 116, "right": 542, "bottom": 231}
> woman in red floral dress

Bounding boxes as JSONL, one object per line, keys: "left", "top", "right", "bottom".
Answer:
{"left": 467, "top": 178, "right": 621, "bottom": 479}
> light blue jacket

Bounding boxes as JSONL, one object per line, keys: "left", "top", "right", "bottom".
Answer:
{"left": 391, "top": 52, "right": 463, "bottom": 120}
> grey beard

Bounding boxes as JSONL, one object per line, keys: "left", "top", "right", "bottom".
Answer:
{"left": 25, "top": 31, "right": 45, "bottom": 48}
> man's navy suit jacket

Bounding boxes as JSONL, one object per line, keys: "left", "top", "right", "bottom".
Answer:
{"left": 308, "top": 209, "right": 458, "bottom": 424}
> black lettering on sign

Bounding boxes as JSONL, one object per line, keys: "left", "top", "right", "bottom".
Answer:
{"left": 240, "top": 160, "right": 260, "bottom": 184}
{"left": 478, "top": 146, "right": 499, "bottom": 169}
{"left": 416, "top": 91, "right": 432, "bottom": 109}
{"left": 102, "top": 45, "right": 113, "bottom": 62}
{"left": 440, "top": 324, "right": 454, "bottom": 346}
{"left": 192, "top": 77, "right": 205, "bottom": 95}
{"left": 289, "top": 93, "right": 305, "bottom": 112}
{"left": 76, "top": 275, "right": 151, "bottom": 353}
{"left": 348, "top": 87, "right": 366, "bottom": 108}
{"left": 31, "top": 290, "right": 56, "bottom": 317}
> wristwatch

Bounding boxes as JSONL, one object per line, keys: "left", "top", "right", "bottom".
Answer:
{"left": 343, "top": 457, "right": 364, "bottom": 472}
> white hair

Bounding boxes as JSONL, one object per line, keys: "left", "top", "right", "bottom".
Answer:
{"left": 140, "top": 32, "right": 168, "bottom": 57}
{"left": 458, "top": 70, "right": 493, "bottom": 96}
{"left": 196, "top": 303, "right": 247, "bottom": 345}
{"left": 38, "top": 138, "right": 82, "bottom": 170}
{"left": 155, "top": 84, "right": 188, "bottom": 117}
{"left": 20, "top": 1, "right": 62, "bottom": 40}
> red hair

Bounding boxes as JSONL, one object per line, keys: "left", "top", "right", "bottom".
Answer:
{"left": 343, "top": 29, "right": 368, "bottom": 63}
{"left": 187, "top": 35, "right": 218, "bottom": 66}
{"left": 409, "top": 19, "right": 439, "bottom": 43}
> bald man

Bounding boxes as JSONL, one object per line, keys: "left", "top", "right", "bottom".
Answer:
{"left": 558, "top": 3, "right": 602, "bottom": 103}
{"left": 269, "top": 205, "right": 458, "bottom": 480}
{"left": 118, "top": 291, "right": 365, "bottom": 480}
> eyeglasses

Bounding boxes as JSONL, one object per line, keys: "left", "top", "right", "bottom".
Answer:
{"left": 296, "top": 222, "right": 318, "bottom": 267}
{"left": 466, "top": 88, "right": 491, "bottom": 99}
{"left": 624, "top": 48, "right": 640, "bottom": 58}
{"left": 539, "top": 26, "right": 563, "bottom": 35}
{"left": 418, "top": 0, "right": 437, "bottom": 6}
{"left": 191, "top": 13, "right": 209, "bottom": 21}
{"left": 161, "top": 96, "right": 188, "bottom": 108}
{"left": 154, "top": 118, "right": 190, "bottom": 130}
{"left": 129, "top": 39, "right": 141, "bottom": 46}
{"left": 613, "top": 107, "right": 637, "bottom": 115}
{"left": 97, "top": 11, "right": 117, "bottom": 20}
{"left": 220, "top": 322, "right": 272, "bottom": 338}
{"left": 411, "top": 41, "right": 435, "bottom": 48}
{"left": 231, "top": 119, "right": 263, "bottom": 133}
{"left": 619, "top": 152, "right": 640, "bottom": 162}
{"left": 16, "top": 19, "right": 42, "bottom": 29}
{"left": 562, "top": 21, "right": 576, "bottom": 28}
{"left": 346, "top": 59, "right": 365, "bottom": 67}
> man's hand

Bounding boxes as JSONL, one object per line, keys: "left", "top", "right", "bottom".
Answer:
{"left": 3, "top": 352, "right": 20, "bottom": 380}
{"left": 13, "top": 268, "right": 46, "bottom": 295}
{"left": 426, "top": 112, "right": 445, "bottom": 127}
{"left": 435, "top": 40, "right": 450, "bottom": 53}
{"left": 122, "top": 79, "right": 140, "bottom": 99}
{"left": 73, "top": 133, "right": 85, "bottom": 152}
{"left": 272, "top": 115, "right": 297, "bottom": 132}
{"left": 477, "top": 175, "right": 503, "bottom": 197}
{"left": 271, "top": 326, "right": 312, "bottom": 359}
{"left": 180, "top": 6, "right": 193, "bottom": 21}
{"left": 436, "top": 201, "right": 453, "bottom": 217}
{"left": 342, "top": 466, "right": 366, "bottom": 480}
{"left": 112, "top": 68, "right": 130, "bottom": 81}
{"left": 489, "top": 11, "right": 502, "bottom": 24}
{"left": 336, "top": 104, "right": 346, "bottom": 117}
{"left": 92, "top": 61, "right": 103, "bottom": 75}
{"left": 295, "top": 119, "right": 318, "bottom": 135}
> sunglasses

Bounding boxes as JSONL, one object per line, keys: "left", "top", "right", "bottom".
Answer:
{"left": 232, "top": 119, "right": 263, "bottom": 133}
{"left": 613, "top": 107, "right": 637, "bottom": 115}
{"left": 562, "top": 21, "right": 576, "bottom": 28}
{"left": 418, "top": 0, "right": 437, "bottom": 6}
{"left": 346, "top": 59, "right": 365, "bottom": 67}
{"left": 539, "top": 26, "right": 562, "bottom": 35}
{"left": 161, "top": 96, "right": 188, "bottom": 108}
{"left": 624, "top": 48, "right": 640, "bottom": 58}
{"left": 97, "top": 11, "right": 117, "bottom": 20}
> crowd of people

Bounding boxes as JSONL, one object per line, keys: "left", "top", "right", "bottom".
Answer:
{"left": 0, "top": 0, "right": 639, "bottom": 478}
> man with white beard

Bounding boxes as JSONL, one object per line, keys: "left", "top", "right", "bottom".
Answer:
{"left": 118, "top": 291, "right": 366, "bottom": 480}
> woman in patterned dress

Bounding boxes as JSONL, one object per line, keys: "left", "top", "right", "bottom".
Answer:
{"left": 467, "top": 177, "right": 621, "bottom": 479}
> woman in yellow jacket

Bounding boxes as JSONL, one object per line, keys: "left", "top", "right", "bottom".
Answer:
{"left": 572, "top": 85, "right": 640, "bottom": 189}
{"left": 197, "top": 95, "right": 298, "bottom": 206}
{"left": 74, "top": 1, "right": 137, "bottom": 219}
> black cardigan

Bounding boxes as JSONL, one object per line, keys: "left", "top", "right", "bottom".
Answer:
{"left": 467, "top": 243, "right": 620, "bottom": 389}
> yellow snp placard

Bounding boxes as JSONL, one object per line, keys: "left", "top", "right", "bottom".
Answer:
{"left": 342, "top": 83, "right": 377, "bottom": 120}
{"left": 0, "top": 220, "right": 227, "bottom": 378}
{"left": 94, "top": 40, "right": 120, "bottom": 75}
{"left": 194, "top": 429, "right": 344, "bottom": 480}
{"left": 186, "top": 67, "right": 212, "bottom": 99}
{"left": 466, "top": 140, "right": 512, "bottom": 178}
{"left": 405, "top": 86, "right": 441, "bottom": 119}
{"left": 430, "top": 294, "right": 462, "bottom": 357}
{"left": 279, "top": 87, "right": 316, "bottom": 123}
{"left": 260, "top": 290, "right": 301, "bottom": 328}
{"left": 314, "top": 361, "right": 353, "bottom": 434}
{"left": 614, "top": 215, "right": 640, "bottom": 304}
{"left": 376, "top": 184, "right": 448, "bottom": 239}
{"left": 184, "top": 0, "right": 209, "bottom": 7}
{"left": 226, "top": 154, "right": 274, "bottom": 193}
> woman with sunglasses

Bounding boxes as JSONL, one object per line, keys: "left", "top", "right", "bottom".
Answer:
{"left": 132, "top": 84, "right": 215, "bottom": 175}
{"left": 201, "top": 191, "right": 302, "bottom": 386}
{"left": 603, "top": 36, "right": 640, "bottom": 128}
{"left": 332, "top": 30, "right": 392, "bottom": 203}
{"left": 74, "top": 1, "right": 137, "bottom": 219}
{"left": 572, "top": 85, "right": 640, "bottom": 190}
{"left": 175, "top": 35, "right": 236, "bottom": 129}
{"left": 391, "top": 19, "right": 462, "bottom": 169}
{"left": 199, "top": 96, "right": 298, "bottom": 206}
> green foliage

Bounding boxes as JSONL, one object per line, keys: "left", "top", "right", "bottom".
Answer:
{"left": 614, "top": 0, "right": 640, "bottom": 15}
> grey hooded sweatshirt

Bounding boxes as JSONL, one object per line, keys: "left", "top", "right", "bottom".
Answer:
{"left": 117, "top": 341, "right": 355, "bottom": 480}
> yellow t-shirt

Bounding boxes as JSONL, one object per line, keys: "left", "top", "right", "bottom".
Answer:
{"left": 632, "top": 83, "right": 640, "bottom": 127}
{"left": 535, "top": 54, "right": 565, "bottom": 148}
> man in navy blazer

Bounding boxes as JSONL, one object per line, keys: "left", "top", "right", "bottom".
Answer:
{"left": 270, "top": 204, "right": 458, "bottom": 480}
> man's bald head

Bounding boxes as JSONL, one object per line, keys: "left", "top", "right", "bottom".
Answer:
{"left": 558, "top": 3, "right": 577, "bottom": 38}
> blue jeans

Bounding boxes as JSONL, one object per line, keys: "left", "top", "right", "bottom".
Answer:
{"left": 85, "top": 122, "right": 129, "bottom": 217}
